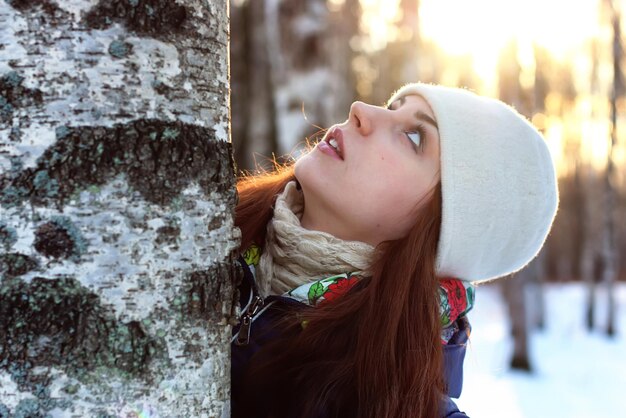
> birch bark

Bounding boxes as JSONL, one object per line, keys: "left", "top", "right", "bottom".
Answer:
{"left": 0, "top": 1, "right": 237, "bottom": 416}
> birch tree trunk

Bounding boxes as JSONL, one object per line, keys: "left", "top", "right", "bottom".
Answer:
{"left": 528, "top": 250, "right": 547, "bottom": 330}
{"left": 580, "top": 160, "right": 599, "bottom": 330}
{"left": 230, "top": 0, "right": 251, "bottom": 171}
{"left": 502, "top": 271, "right": 531, "bottom": 371}
{"left": 0, "top": 1, "right": 238, "bottom": 416}
{"left": 327, "top": 0, "right": 359, "bottom": 121}
{"left": 231, "top": 0, "right": 278, "bottom": 172}
{"left": 265, "top": 0, "right": 337, "bottom": 154}
{"left": 583, "top": 38, "right": 602, "bottom": 331}
{"left": 603, "top": 2, "right": 621, "bottom": 337}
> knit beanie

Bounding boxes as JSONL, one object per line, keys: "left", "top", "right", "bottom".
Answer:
{"left": 387, "top": 83, "right": 559, "bottom": 282}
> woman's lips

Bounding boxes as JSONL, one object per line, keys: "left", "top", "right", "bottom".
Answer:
{"left": 317, "top": 127, "right": 344, "bottom": 160}
{"left": 317, "top": 140, "right": 341, "bottom": 160}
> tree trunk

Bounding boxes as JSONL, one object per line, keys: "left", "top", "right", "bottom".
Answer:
{"left": 327, "top": 0, "right": 359, "bottom": 120}
{"left": 502, "top": 272, "right": 532, "bottom": 372}
{"left": 529, "top": 249, "right": 547, "bottom": 330}
{"left": 603, "top": 2, "right": 621, "bottom": 337}
{"left": 230, "top": 0, "right": 251, "bottom": 172}
{"left": 581, "top": 164, "right": 598, "bottom": 331}
{"left": 0, "top": 1, "right": 238, "bottom": 416}
{"left": 582, "top": 37, "right": 604, "bottom": 332}
{"left": 265, "top": 0, "right": 337, "bottom": 155}
{"left": 231, "top": 0, "right": 278, "bottom": 172}
{"left": 232, "top": 0, "right": 357, "bottom": 171}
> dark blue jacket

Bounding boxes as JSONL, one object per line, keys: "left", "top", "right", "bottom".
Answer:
{"left": 231, "top": 256, "right": 470, "bottom": 417}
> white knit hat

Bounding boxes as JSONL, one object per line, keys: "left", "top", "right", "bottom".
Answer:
{"left": 387, "top": 83, "right": 559, "bottom": 282}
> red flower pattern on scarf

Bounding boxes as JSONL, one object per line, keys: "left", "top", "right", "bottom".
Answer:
{"left": 440, "top": 279, "right": 468, "bottom": 324}
{"left": 320, "top": 276, "right": 359, "bottom": 304}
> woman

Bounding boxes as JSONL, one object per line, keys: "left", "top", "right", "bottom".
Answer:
{"left": 231, "top": 83, "right": 559, "bottom": 418}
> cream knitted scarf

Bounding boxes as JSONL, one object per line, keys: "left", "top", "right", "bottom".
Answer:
{"left": 256, "top": 181, "right": 375, "bottom": 297}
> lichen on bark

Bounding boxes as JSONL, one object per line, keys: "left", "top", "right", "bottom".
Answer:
{"left": 0, "top": 253, "right": 39, "bottom": 277}
{"left": 0, "top": 71, "right": 43, "bottom": 123}
{"left": 0, "top": 275, "right": 171, "bottom": 415}
{"left": 0, "top": 276, "right": 167, "bottom": 378}
{"left": 108, "top": 39, "right": 133, "bottom": 58}
{"left": 4, "top": 0, "right": 61, "bottom": 14}
{"left": 0, "top": 119, "right": 235, "bottom": 209}
{"left": 84, "top": 0, "right": 188, "bottom": 38}
{"left": 0, "top": 221, "right": 18, "bottom": 250}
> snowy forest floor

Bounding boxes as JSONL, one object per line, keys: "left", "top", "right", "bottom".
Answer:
{"left": 456, "top": 282, "right": 626, "bottom": 418}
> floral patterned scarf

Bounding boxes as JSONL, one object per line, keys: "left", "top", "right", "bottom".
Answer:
{"left": 243, "top": 244, "right": 475, "bottom": 344}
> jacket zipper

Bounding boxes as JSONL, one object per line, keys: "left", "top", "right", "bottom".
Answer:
{"left": 234, "top": 295, "right": 264, "bottom": 346}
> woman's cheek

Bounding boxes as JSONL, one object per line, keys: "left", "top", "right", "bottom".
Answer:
{"left": 378, "top": 149, "right": 406, "bottom": 166}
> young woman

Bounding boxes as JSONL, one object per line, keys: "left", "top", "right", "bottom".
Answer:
{"left": 231, "top": 83, "right": 559, "bottom": 418}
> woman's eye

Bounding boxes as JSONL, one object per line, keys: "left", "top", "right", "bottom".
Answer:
{"left": 404, "top": 128, "right": 425, "bottom": 152}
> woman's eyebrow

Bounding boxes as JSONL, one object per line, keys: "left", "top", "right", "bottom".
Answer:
{"left": 415, "top": 111, "right": 438, "bottom": 130}
{"left": 386, "top": 96, "right": 406, "bottom": 109}
{"left": 390, "top": 96, "right": 438, "bottom": 130}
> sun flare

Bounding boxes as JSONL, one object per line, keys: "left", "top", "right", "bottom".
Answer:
{"left": 419, "top": 0, "right": 602, "bottom": 87}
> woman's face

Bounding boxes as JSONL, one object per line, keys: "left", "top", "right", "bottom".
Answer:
{"left": 295, "top": 94, "right": 441, "bottom": 246}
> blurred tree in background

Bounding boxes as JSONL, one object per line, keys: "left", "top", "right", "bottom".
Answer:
{"left": 231, "top": 0, "right": 359, "bottom": 169}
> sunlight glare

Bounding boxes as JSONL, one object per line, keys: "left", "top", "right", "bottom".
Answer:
{"left": 581, "top": 118, "right": 611, "bottom": 170}
{"left": 359, "top": 0, "right": 402, "bottom": 50}
{"left": 420, "top": 0, "right": 601, "bottom": 83}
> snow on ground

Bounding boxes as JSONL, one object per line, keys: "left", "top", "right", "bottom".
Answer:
{"left": 456, "top": 282, "right": 626, "bottom": 418}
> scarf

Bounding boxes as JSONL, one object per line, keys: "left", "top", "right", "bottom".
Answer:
{"left": 256, "top": 181, "right": 375, "bottom": 297}
{"left": 243, "top": 242, "right": 474, "bottom": 343}
{"left": 249, "top": 180, "right": 474, "bottom": 343}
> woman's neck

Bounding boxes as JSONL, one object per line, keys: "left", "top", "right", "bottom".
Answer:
{"left": 255, "top": 181, "right": 375, "bottom": 297}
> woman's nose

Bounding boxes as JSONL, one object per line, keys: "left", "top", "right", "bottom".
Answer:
{"left": 349, "top": 101, "right": 375, "bottom": 136}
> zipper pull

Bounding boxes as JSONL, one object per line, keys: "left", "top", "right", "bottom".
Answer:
{"left": 235, "top": 296, "right": 263, "bottom": 346}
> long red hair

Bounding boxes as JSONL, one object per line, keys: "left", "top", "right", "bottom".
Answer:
{"left": 235, "top": 164, "right": 444, "bottom": 418}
